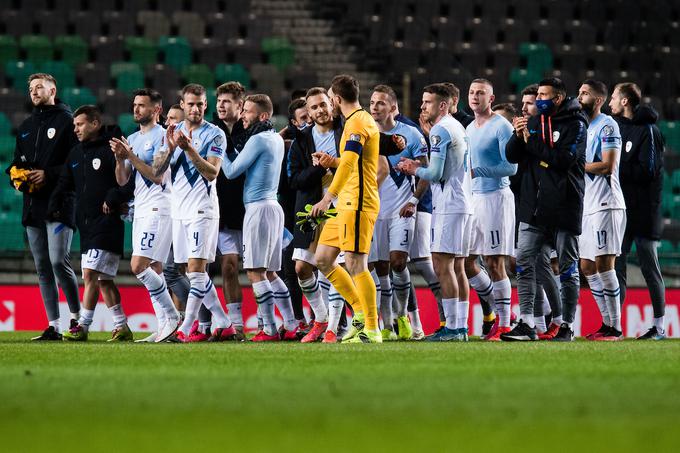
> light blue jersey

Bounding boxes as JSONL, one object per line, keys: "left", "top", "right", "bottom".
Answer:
{"left": 222, "top": 129, "right": 284, "bottom": 204}
{"left": 379, "top": 120, "right": 428, "bottom": 218}
{"left": 466, "top": 114, "right": 516, "bottom": 193}
{"left": 584, "top": 113, "right": 625, "bottom": 214}
{"left": 127, "top": 123, "right": 171, "bottom": 217}
{"left": 169, "top": 120, "right": 225, "bottom": 219}
{"left": 312, "top": 126, "right": 337, "bottom": 157}
{"left": 416, "top": 114, "right": 472, "bottom": 214}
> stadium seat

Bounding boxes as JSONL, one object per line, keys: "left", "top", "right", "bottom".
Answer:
{"left": 250, "top": 63, "right": 284, "bottom": 95}
{"left": 115, "top": 68, "right": 145, "bottom": 95}
{"left": 0, "top": 36, "right": 18, "bottom": 68}
{"left": 159, "top": 36, "right": 192, "bottom": 71}
{"left": 77, "top": 63, "right": 111, "bottom": 93}
{"left": 0, "top": 211, "right": 25, "bottom": 252}
{"left": 138, "top": 11, "right": 170, "bottom": 41}
{"left": 35, "top": 11, "right": 68, "bottom": 38}
{"left": 0, "top": 134, "right": 14, "bottom": 162}
{"left": 124, "top": 36, "right": 158, "bottom": 66}
{"left": 262, "top": 37, "right": 296, "bottom": 71}
{"left": 54, "top": 35, "right": 88, "bottom": 67}
{"left": 69, "top": 11, "right": 102, "bottom": 38}
{"left": 118, "top": 113, "right": 137, "bottom": 137}
{"left": 0, "top": 112, "right": 12, "bottom": 136}
{"left": 215, "top": 63, "right": 251, "bottom": 87}
{"left": 110, "top": 62, "right": 142, "bottom": 79}
{"left": 38, "top": 61, "right": 76, "bottom": 89}
{"left": 104, "top": 11, "right": 136, "bottom": 38}
{"left": 0, "top": 88, "right": 27, "bottom": 116}
{"left": 672, "top": 170, "right": 680, "bottom": 195}
{"left": 180, "top": 64, "right": 214, "bottom": 88}
{"left": 147, "top": 64, "right": 181, "bottom": 97}
{"left": 0, "top": 10, "right": 33, "bottom": 38}
{"left": 99, "top": 89, "right": 131, "bottom": 117}
{"left": 5, "top": 60, "right": 36, "bottom": 90}
{"left": 92, "top": 36, "right": 125, "bottom": 63}
{"left": 205, "top": 13, "right": 238, "bottom": 41}
{"left": 60, "top": 87, "right": 97, "bottom": 109}
{"left": 20, "top": 35, "right": 54, "bottom": 62}
{"left": 172, "top": 12, "right": 206, "bottom": 44}
{"left": 519, "top": 42, "right": 553, "bottom": 73}
{"left": 658, "top": 121, "right": 680, "bottom": 153}
{"left": 509, "top": 67, "right": 542, "bottom": 93}
{"left": 0, "top": 187, "right": 23, "bottom": 213}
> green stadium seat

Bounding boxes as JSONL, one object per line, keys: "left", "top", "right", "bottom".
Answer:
{"left": 0, "top": 35, "right": 19, "bottom": 67}
{"left": 0, "top": 134, "right": 15, "bottom": 163}
{"left": 70, "top": 229, "right": 80, "bottom": 253}
{"left": 261, "top": 37, "right": 295, "bottom": 71}
{"left": 519, "top": 42, "right": 553, "bottom": 73}
{"left": 159, "top": 36, "right": 192, "bottom": 71}
{"left": 0, "top": 187, "right": 22, "bottom": 213}
{"left": 117, "top": 113, "right": 137, "bottom": 136}
{"left": 658, "top": 239, "right": 676, "bottom": 266}
{"left": 0, "top": 113, "right": 12, "bottom": 136}
{"left": 38, "top": 61, "right": 76, "bottom": 89}
{"left": 54, "top": 35, "right": 88, "bottom": 67}
{"left": 124, "top": 221, "right": 133, "bottom": 254}
{"left": 60, "top": 87, "right": 97, "bottom": 109}
{"left": 5, "top": 60, "right": 36, "bottom": 89}
{"left": 658, "top": 120, "right": 680, "bottom": 153}
{"left": 0, "top": 211, "right": 25, "bottom": 252}
{"left": 114, "top": 66, "right": 145, "bottom": 95}
{"left": 509, "top": 67, "right": 541, "bottom": 92}
{"left": 20, "top": 35, "right": 54, "bottom": 62}
{"left": 110, "top": 62, "right": 142, "bottom": 78}
{"left": 672, "top": 169, "right": 680, "bottom": 194}
{"left": 125, "top": 37, "right": 158, "bottom": 66}
{"left": 215, "top": 63, "right": 251, "bottom": 88}
{"left": 180, "top": 64, "right": 214, "bottom": 88}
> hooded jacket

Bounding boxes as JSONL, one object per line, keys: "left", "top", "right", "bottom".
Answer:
{"left": 48, "top": 125, "right": 131, "bottom": 255}
{"left": 506, "top": 97, "right": 588, "bottom": 234}
{"left": 614, "top": 105, "right": 665, "bottom": 239}
{"left": 6, "top": 100, "right": 78, "bottom": 228}
{"left": 212, "top": 113, "right": 247, "bottom": 231}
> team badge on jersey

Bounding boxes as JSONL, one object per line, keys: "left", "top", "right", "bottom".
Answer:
{"left": 349, "top": 133, "right": 361, "bottom": 142}
{"left": 430, "top": 135, "right": 441, "bottom": 146}
{"left": 420, "top": 136, "right": 427, "bottom": 146}
{"left": 552, "top": 130, "right": 560, "bottom": 142}
{"left": 625, "top": 141, "right": 633, "bottom": 152}
{"left": 92, "top": 158, "right": 101, "bottom": 170}
{"left": 47, "top": 128, "right": 56, "bottom": 139}
{"left": 602, "top": 125, "right": 614, "bottom": 136}
{"left": 144, "top": 141, "right": 152, "bottom": 150}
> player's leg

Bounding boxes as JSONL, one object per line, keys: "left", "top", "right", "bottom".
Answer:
{"left": 45, "top": 220, "right": 80, "bottom": 330}
{"left": 297, "top": 254, "right": 329, "bottom": 343}
{"left": 634, "top": 236, "right": 667, "bottom": 339}
{"left": 454, "top": 256, "right": 469, "bottom": 340}
{"left": 64, "top": 260, "right": 99, "bottom": 341}
{"left": 466, "top": 206, "right": 496, "bottom": 323}
{"left": 218, "top": 229, "right": 245, "bottom": 336}
{"left": 552, "top": 228, "right": 580, "bottom": 342}
{"left": 410, "top": 212, "right": 444, "bottom": 329}
{"left": 26, "top": 224, "right": 63, "bottom": 339}
{"left": 282, "top": 243, "right": 306, "bottom": 328}
{"left": 388, "top": 216, "right": 415, "bottom": 339}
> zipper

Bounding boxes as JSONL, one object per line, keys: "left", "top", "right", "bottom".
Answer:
{"left": 534, "top": 179, "right": 542, "bottom": 216}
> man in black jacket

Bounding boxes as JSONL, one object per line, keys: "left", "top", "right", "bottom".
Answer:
{"left": 49, "top": 105, "right": 133, "bottom": 342}
{"left": 610, "top": 82, "right": 667, "bottom": 340}
{"left": 288, "top": 87, "right": 345, "bottom": 343}
{"left": 7, "top": 73, "right": 81, "bottom": 340}
{"left": 502, "top": 78, "right": 588, "bottom": 342}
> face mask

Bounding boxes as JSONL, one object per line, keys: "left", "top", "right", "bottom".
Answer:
{"left": 535, "top": 97, "right": 556, "bottom": 115}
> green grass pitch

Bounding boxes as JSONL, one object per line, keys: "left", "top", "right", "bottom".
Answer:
{"left": 1, "top": 332, "right": 679, "bottom": 452}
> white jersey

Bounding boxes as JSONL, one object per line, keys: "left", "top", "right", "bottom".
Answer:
{"left": 378, "top": 121, "right": 428, "bottom": 220}
{"left": 168, "top": 120, "right": 225, "bottom": 220}
{"left": 584, "top": 113, "right": 626, "bottom": 215}
{"left": 126, "top": 124, "right": 171, "bottom": 217}
{"left": 423, "top": 114, "right": 472, "bottom": 215}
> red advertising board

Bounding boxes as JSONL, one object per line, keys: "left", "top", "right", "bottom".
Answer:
{"left": 0, "top": 285, "right": 677, "bottom": 338}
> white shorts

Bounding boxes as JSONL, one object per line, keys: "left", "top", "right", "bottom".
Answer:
{"left": 172, "top": 217, "right": 219, "bottom": 264}
{"left": 410, "top": 211, "right": 431, "bottom": 259}
{"left": 132, "top": 214, "right": 173, "bottom": 262}
{"left": 217, "top": 228, "right": 243, "bottom": 256}
{"left": 81, "top": 249, "right": 120, "bottom": 279}
{"left": 368, "top": 230, "right": 379, "bottom": 263}
{"left": 580, "top": 209, "right": 626, "bottom": 261}
{"left": 293, "top": 247, "right": 316, "bottom": 266}
{"left": 242, "top": 200, "right": 284, "bottom": 271}
{"left": 374, "top": 215, "right": 416, "bottom": 261}
{"left": 431, "top": 213, "right": 472, "bottom": 256}
{"left": 469, "top": 188, "right": 515, "bottom": 256}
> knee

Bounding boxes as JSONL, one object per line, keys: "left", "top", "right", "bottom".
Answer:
{"left": 390, "top": 255, "right": 407, "bottom": 272}
{"left": 130, "top": 263, "right": 146, "bottom": 275}
{"left": 295, "top": 261, "right": 313, "bottom": 279}
{"left": 315, "top": 254, "right": 333, "bottom": 274}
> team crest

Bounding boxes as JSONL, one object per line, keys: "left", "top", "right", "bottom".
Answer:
{"left": 625, "top": 141, "right": 633, "bottom": 152}
{"left": 430, "top": 135, "right": 441, "bottom": 146}
{"left": 92, "top": 158, "right": 101, "bottom": 170}
{"left": 420, "top": 136, "right": 427, "bottom": 146}
{"left": 213, "top": 135, "right": 224, "bottom": 146}
{"left": 144, "top": 141, "right": 152, "bottom": 150}
{"left": 552, "top": 131, "right": 560, "bottom": 142}
{"left": 349, "top": 133, "right": 361, "bottom": 142}
{"left": 47, "top": 128, "right": 56, "bottom": 139}
{"left": 602, "top": 125, "right": 614, "bottom": 136}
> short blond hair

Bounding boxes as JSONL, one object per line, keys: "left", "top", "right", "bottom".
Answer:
{"left": 28, "top": 73, "right": 57, "bottom": 87}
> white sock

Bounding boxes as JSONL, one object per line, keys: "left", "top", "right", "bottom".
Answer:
{"left": 299, "top": 276, "right": 328, "bottom": 323}
{"left": 392, "top": 268, "right": 411, "bottom": 317}
{"left": 327, "top": 285, "right": 344, "bottom": 334}
{"left": 227, "top": 301, "right": 243, "bottom": 327}
{"left": 109, "top": 303, "right": 127, "bottom": 328}
{"left": 150, "top": 299, "right": 167, "bottom": 331}
{"left": 535, "top": 316, "right": 547, "bottom": 333}
{"left": 469, "top": 269, "right": 495, "bottom": 315}
{"left": 409, "top": 308, "right": 423, "bottom": 333}
{"left": 542, "top": 290, "right": 551, "bottom": 317}
{"left": 179, "top": 272, "right": 207, "bottom": 335}
{"left": 456, "top": 300, "right": 469, "bottom": 330}
{"left": 137, "top": 268, "right": 178, "bottom": 322}
{"left": 252, "top": 279, "right": 276, "bottom": 335}
{"left": 70, "top": 311, "right": 79, "bottom": 320}
{"left": 586, "top": 273, "right": 610, "bottom": 326}
{"left": 201, "top": 278, "right": 231, "bottom": 329}
{"left": 442, "top": 297, "right": 458, "bottom": 330}
{"left": 654, "top": 316, "right": 665, "bottom": 332}
{"left": 370, "top": 268, "right": 381, "bottom": 312}
{"left": 552, "top": 314, "right": 563, "bottom": 325}
{"left": 198, "top": 321, "right": 211, "bottom": 334}
{"left": 414, "top": 259, "right": 441, "bottom": 302}
{"left": 318, "top": 273, "right": 331, "bottom": 306}
{"left": 378, "top": 275, "right": 393, "bottom": 330}
{"left": 270, "top": 277, "right": 297, "bottom": 331}
{"left": 49, "top": 319, "right": 60, "bottom": 332}
{"left": 522, "top": 313, "right": 535, "bottom": 328}
{"left": 492, "top": 277, "right": 511, "bottom": 327}
{"left": 79, "top": 308, "right": 94, "bottom": 331}
{"left": 600, "top": 270, "right": 621, "bottom": 331}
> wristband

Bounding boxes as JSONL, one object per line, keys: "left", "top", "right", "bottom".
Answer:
{"left": 408, "top": 196, "right": 419, "bottom": 206}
